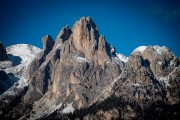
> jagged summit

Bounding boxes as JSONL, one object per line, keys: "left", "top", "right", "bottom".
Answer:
{"left": 72, "top": 17, "right": 100, "bottom": 58}
{"left": 42, "top": 35, "right": 54, "bottom": 51}
{"left": 0, "top": 17, "right": 179, "bottom": 120}
{"left": 53, "top": 25, "right": 72, "bottom": 49}
{"left": 20, "top": 17, "right": 122, "bottom": 119}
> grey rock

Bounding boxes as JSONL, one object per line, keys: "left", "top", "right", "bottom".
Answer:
{"left": 1, "top": 17, "right": 180, "bottom": 120}
{"left": 42, "top": 35, "right": 54, "bottom": 51}
{"left": 24, "top": 35, "right": 55, "bottom": 104}
{"left": 23, "top": 18, "right": 180, "bottom": 119}
{"left": 22, "top": 17, "right": 121, "bottom": 119}
{"left": 53, "top": 25, "right": 72, "bottom": 49}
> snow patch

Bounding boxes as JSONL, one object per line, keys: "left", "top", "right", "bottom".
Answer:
{"left": 0, "top": 61, "right": 12, "bottom": 69}
{"left": 76, "top": 56, "right": 89, "bottom": 62}
{"left": 170, "top": 60, "right": 174, "bottom": 66}
{"left": 157, "top": 61, "right": 162, "bottom": 65}
{"left": 7, "top": 44, "right": 41, "bottom": 64}
{"left": 157, "top": 77, "right": 170, "bottom": 88}
{"left": 153, "top": 45, "right": 167, "bottom": 55}
{"left": 5, "top": 44, "right": 41, "bottom": 80}
{"left": 116, "top": 53, "right": 128, "bottom": 63}
{"left": 62, "top": 102, "right": 75, "bottom": 114}
{"left": 132, "top": 83, "right": 141, "bottom": 87}
{"left": 122, "top": 81, "right": 142, "bottom": 87}
{"left": 55, "top": 44, "right": 61, "bottom": 50}
{"left": 17, "top": 78, "right": 28, "bottom": 88}
{"left": 133, "top": 46, "right": 147, "bottom": 54}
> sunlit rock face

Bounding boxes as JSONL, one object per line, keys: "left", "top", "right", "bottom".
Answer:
{"left": 0, "top": 17, "right": 179, "bottom": 120}
{"left": 19, "top": 16, "right": 121, "bottom": 119}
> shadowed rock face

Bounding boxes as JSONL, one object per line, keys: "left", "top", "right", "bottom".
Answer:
{"left": 74, "top": 45, "right": 179, "bottom": 120}
{"left": 19, "top": 17, "right": 180, "bottom": 119}
{"left": 0, "top": 43, "right": 7, "bottom": 61}
{"left": 24, "top": 35, "right": 55, "bottom": 103}
{"left": 113, "top": 46, "right": 179, "bottom": 101}
{"left": 23, "top": 17, "right": 121, "bottom": 114}
{"left": 53, "top": 25, "right": 72, "bottom": 49}
{"left": 42, "top": 35, "right": 54, "bottom": 51}
{"left": 0, "top": 17, "right": 180, "bottom": 120}
{"left": 0, "top": 70, "right": 9, "bottom": 93}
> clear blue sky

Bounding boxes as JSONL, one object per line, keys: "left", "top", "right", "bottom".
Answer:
{"left": 0, "top": 0, "right": 180, "bottom": 57}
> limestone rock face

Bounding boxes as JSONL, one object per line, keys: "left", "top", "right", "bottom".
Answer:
{"left": 87, "top": 45, "right": 179, "bottom": 120}
{"left": 53, "top": 25, "right": 72, "bottom": 49}
{"left": 168, "top": 66, "right": 180, "bottom": 104}
{"left": 0, "top": 17, "right": 180, "bottom": 120}
{"left": 0, "top": 42, "right": 7, "bottom": 61}
{"left": 24, "top": 35, "right": 55, "bottom": 104}
{"left": 107, "top": 46, "right": 180, "bottom": 103}
{"left": 42, "top": 35, "right": 54, "bottom": 51}
{"left": 142, "top": 46, "right": 178, "bottom": 77}
{"left": 72, "top": 17, "right": 99, "bottom": 59}
{"left": 19, "top": 17, "right": 121, "bottom": 119}
{"left": 21, "top": 18, "right": 180, "bottom": 120}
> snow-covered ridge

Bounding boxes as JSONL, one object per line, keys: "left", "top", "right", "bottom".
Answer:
{"left": 6, "top": 44, "right": 41, "bottom": 64}
{"left": 6, "top": 44, "right": 41, "bottom": 79}
{"left": 132, "top": 45, "right": 169, "bottom": 55}
{"left": 0, "top": 44, "right": 41, "bottom": 96}
{"left": 116, "top": 53, "right": 128, "bottom": 63}
{"left": 152, "top": 45, "right": 168, "bottom": 54}
{"left": 133, "top": 46, "right": 147, "bottom": 54}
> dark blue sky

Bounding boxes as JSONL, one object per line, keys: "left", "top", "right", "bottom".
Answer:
{"left": 1, "top": 0, "right": 180, "bottom": 57}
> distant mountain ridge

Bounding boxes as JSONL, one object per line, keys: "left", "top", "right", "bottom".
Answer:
{"left": 0, "top": 44, "right": 41, "bottom": 94}
{"left": 0, "top": 17, "right": 179, "bottom": 120}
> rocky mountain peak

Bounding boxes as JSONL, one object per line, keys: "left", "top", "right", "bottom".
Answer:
{"left": 72, "top": 17, "right": 100, "bottom": 58}
{"left": 19, "top": 17, "right": 122, "bottom": 118}
{"left": 0, "top": 42, "right": 8, "bottom": 61}
{"left": 42, "top": 35, "right": 54, "bottom": 51}
{"left": 128, "top": 45, "right": 179, "bottom": 78}
{"left": 140, "top": 46, "right": 178, "bottom": 77}
{"left": 53, "top": 25, "right": 72, "bottom": 49}
{"left": 0, "top": 17, "right": 179, "bottom": 120}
